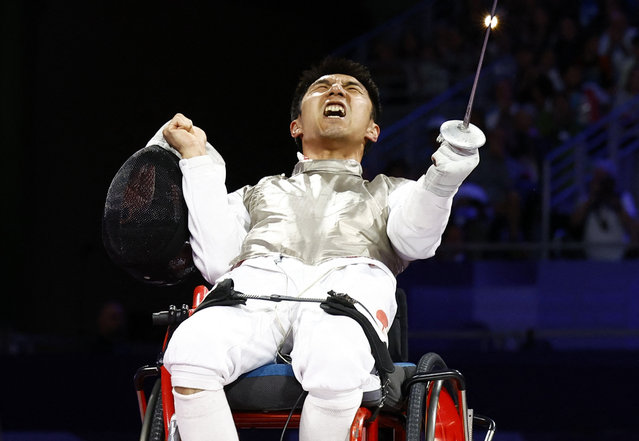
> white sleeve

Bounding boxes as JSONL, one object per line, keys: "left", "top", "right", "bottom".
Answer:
{"left": 386, "top": 174, "right": 454, "bottom": 261}
{"left": 179, "top": 155, "right": 250, "bottom": 284}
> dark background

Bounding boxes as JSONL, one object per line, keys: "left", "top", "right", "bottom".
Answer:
{"left": 1, "top": 0, "right": 429, "bottom": 439}
{"left": 3, "top": 1, "right": 638, "bottom": 440}
{"left": 4, "top": 0, "right": 422, "bottom": 339}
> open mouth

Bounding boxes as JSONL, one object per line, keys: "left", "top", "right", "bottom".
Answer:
{"left": 323, "top": 103, "right": 346, "bottom": 118}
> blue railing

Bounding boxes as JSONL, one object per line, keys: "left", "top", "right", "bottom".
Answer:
{"left": 541, "top": 94, "right": 639, "bottom": 251}
{"left": 543, "top": 95, "right": 639, "bottom": 209}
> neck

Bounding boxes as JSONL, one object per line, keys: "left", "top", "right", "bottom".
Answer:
{"left": 301, "top": 140, "right": 364, "bottom": 162}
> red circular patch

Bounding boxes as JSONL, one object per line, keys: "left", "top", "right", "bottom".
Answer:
{"left": 376, "top": 309, "right": 389, "bottom": 330}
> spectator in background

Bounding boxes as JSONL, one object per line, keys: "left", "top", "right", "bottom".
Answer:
{"left": 439, "top": 182, "right": 492, "bottom": 261}
{"left": 508, "top": 108, "right": 542, "bottom": 241}
{"left": 598, "top": 6, "right": 638, "bottom": 87}
{"left": 368, "top": 38, "right": 409, "bottom": 105}
{"left": 581, "top": 33, "right": 613, "bottom": 89}
{"left": 484, "top": 77, "right": 517, "bottom": 134}
{"left": 436, "top": 24, "right": 474, "bottom": 84}
{"left": 467, "top": 128, "right": 522, "bottom": 247}
{"left": 561, "top": 60, "right": 611, "bottom": 128}
{"left": 92, "top": 300, "right": 128, "bottom": 354}
{"left": 615, "top": 35, "right": 639, "bottom": 102}
{"left": 554, "top": 16, "right": 583, "bottom": 72}
{"left": 411, "top": 43, "right": 451, "bottom": 100}
{"left": 548, "top": 91, "right": 583, "bottom": 143}
{"left": 570, "top": 160, "right": 639, "bottom": 260}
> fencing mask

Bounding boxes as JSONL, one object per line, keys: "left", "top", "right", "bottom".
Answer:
{"left": 102, "top": 145, "right": 197, "bottom": 286}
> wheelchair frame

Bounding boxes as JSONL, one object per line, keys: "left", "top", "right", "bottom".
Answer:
{"left": 134, "top": 285, "right": 496, "bottom": 441}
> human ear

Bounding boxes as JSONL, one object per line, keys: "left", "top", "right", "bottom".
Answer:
{"left": 290, "top": 119, "right": 303, "bottom": 139}
{"left": 365, "top": 122, "right": 380, "bottom": 143}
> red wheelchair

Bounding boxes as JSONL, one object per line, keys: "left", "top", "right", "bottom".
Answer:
{"left": 134, "top": 285, "right": 496, "bottom": 441}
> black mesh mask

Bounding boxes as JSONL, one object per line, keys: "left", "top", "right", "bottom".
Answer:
{"left": 102, "top": 145, "right": 197, "bottom": 286}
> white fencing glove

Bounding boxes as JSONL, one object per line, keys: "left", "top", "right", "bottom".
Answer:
{"left": 422, "top": 128, "right": 482, "bottom": 198}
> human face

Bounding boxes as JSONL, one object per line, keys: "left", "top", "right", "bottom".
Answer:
{"left": 290, "top": 74, "right": 379, "bottom": 160}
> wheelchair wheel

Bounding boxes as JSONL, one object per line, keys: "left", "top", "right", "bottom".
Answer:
{"left": 139, "top": 378, "right": 165, "bottom": 441}
{"left": 405, "top": 352, "right": 453, "bottom": 441}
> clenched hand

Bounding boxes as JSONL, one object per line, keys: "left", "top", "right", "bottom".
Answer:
{"left": 162, "top": 113, "right": 207, "bottom": 159}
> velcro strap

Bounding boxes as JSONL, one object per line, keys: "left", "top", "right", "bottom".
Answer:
{"left": 194, "top": 279, "right": 247, "bottom": 311}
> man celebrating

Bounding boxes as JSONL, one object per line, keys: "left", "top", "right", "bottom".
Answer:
{"left": 149, "top": 57, "right": 480, "bottom": 441}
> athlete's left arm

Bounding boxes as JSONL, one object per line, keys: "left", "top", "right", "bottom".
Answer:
{"left": 386, "top": 137, "right": 480, "bottom": 261}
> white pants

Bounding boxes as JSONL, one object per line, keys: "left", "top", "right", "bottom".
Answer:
{"left": 163, "top": 256, "right": 397, "bottom": 400}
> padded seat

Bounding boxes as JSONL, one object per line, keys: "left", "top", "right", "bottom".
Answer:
{"left": 225, "top": 362, "right": 417, "bottom": 412}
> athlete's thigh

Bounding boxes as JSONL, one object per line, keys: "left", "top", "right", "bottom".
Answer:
{"left": 164, "top": 303, "right": 284, "bottom": 388}
{"left": 321, "top": 263, "right": 398, "bottom": 341}
{"left": 290, "top": 304, "right": 374, "bottom": 394}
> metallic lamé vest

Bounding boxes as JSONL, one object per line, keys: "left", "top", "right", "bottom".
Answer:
{"left": 231, "top": 159, "right": 408, "bottom": 275}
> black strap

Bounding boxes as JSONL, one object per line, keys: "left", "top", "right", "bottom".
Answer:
{"left": 320, "top": 290, "right": 395, "bottom": 376}
{"left": 194, "top": 279, "right": 247, "bottom": 311}
{"left": 320, "top": 290, "right": 395, "bottom": 422}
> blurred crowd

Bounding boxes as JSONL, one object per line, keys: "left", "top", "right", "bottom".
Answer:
{"left": 358, "top": 0, "right": 639, "bottom": 260}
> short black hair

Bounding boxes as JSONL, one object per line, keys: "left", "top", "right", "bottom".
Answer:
{"left": 290, "top": 56, "right": 382, "bottom": 122}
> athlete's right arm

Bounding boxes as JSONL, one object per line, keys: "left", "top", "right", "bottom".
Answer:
{"left": 149, "top": 114, "right": 250, "bottom": 283}
{"left": 179, "top": 156, "right": 249, "bottom": 284}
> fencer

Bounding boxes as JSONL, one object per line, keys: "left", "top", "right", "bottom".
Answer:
{"left": 148, "top": 57, "right": 482, "bottom": 441}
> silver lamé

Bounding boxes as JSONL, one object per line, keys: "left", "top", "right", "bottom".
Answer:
{"left": 231, "top": 159, "right": 408, "bottom": 275}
